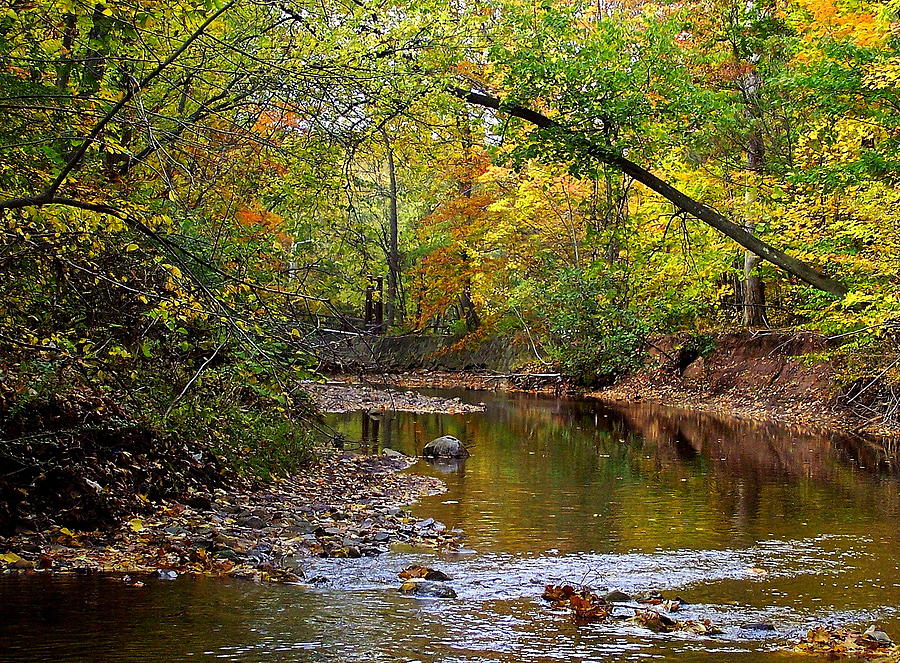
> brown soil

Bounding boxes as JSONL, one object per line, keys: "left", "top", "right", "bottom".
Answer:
{"left": 590, "top": 331, "right": 853, "bottom": 433}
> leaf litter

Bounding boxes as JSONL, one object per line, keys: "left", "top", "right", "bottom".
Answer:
{"left": 541, "top": 584, "right": 721, "bottom": 634}
{"left": 0, "top": 452, "right": 461, "bottom": 584}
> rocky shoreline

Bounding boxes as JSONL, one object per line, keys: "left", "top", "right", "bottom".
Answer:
{"left": 0, "top": 452, "right": 462, "bottom": 583}
{"left": 304, "top": 380, "right": 486, "bottom": 414}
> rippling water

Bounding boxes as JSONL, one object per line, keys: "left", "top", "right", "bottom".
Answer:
{"left": 1, "top": 390, "right": 898, "bottom": 662}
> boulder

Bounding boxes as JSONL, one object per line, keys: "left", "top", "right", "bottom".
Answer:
{"left": 422, "top": 435, "right": 469, "bottom": 458}
{"left": 398, "top": 579, "right": 457, "bottom": 598}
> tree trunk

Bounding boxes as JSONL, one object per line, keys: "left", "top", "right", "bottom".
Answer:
{"left": 456, "top": 116, "right": 481, "bottom": 332}
{"left": 740, "top": 65, "right": 769, "bottom": 327}
{"left": 383, "top": 131, "right": 402, "bottom": 327}
{"left": 452, "top": 87, "right": 848, "bottom": 298}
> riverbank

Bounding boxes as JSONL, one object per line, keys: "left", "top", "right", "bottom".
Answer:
{"left": 0, "top": 379, "right": 478, "bottom": 580}
{"left": 333, "top": 331, "right": 899, "bottom": 440}
{"left": 590, "top": 331, "right": 899, "bottom": 439}
{"left": 0, "top": 452, "right": 460, "bottom": 583}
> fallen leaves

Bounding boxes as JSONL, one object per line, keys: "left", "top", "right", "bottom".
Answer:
{"left": 540, "top": 585, "right": 721, "bottom": 634}
{"left": 398, "top": 565, "right": 452, "bottom": 581}
{"left": 794, "top": 626, "right": 899, "bottom": 661}
{"left": 0, "top": 452, "right": 461, "bottom": 584}
{"left": 541, "top": 585, "right": 612, "bottom": 623}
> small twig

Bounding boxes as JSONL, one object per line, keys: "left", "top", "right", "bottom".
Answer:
{"left": 165, "top": 338, "right": 227, "bottom": 416}
{"left": 846, "top": 357, "right": 900, "bottom": 405}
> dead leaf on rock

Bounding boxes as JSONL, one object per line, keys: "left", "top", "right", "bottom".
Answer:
{"left": 398, "top": 565, "right": 451, "bottom": 581}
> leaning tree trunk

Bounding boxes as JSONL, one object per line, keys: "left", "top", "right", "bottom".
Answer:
{"left": 452, "top": 87, "right": 848, "bottom": 298}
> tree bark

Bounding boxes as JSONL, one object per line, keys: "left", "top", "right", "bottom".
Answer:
{"left": 742, "top": 130, "right": 768, "bottom": 326}
{"left": 382, "top": 131, "right": 402, "bottom": 327}
{"left": 740, "top": 62, "right": 769, "bottom": 327}
{"left": 452, "top": 87, "right": 848, "bottom": 298}
{"left": 456, "top": 116, "right": 481, "bottom": 332}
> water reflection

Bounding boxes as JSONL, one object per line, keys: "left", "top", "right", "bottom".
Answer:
{"left": 1, "top": 391, "right": 897, "bottom": 663}
{"left": 330, "top": 393, "right": 900, "bottom": 556}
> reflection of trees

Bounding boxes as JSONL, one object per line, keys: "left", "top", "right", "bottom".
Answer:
{"left": 325, "top": 395, "right": 900, "bottom": 554}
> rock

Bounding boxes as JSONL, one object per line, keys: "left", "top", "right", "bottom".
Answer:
{"left": 398, "top": 565, "right": 452, "bottom": 581}
{"left": 372, "top": 531, "right": 391, "bottom": 542}
{"left": 422, "top": 435, "right": 469, "bottom": 458}
{"left": 285, "top": 520, "right": 317, "bottom": 535}
{"left": 214, "top": 548, "right": 240, "bottom": 561}
{"left": 184, "top": 494, "right": 212, "bottom": 510}
{"left": 398, "top": 579, "right": 457, "bottom": 598}
{"left": 604, "top": 590, "right": 632, "bottom": 602}
{"left": 246, "top": 549, "right": 271, "bottom": 566}
{"left": 214, "top": 533, "right": 252, "bottom": 553}
{"left": 740, "top": 622, "right": 776, "bottom": 631}
{"left": 317, "top": 526, "right": 343, "bottom": 537}
{"left": 154, "top": 569, "right": 178, "bottom": 580}
{"left": 381, "top": 448, "right": 407, "bottom": 459}
{"left": 239, "top": 515, "right": 267, "bottom": 529}
{"left": 864, "top": 626, "right": 893, "bottom": 644}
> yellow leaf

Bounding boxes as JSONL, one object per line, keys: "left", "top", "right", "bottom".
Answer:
{"left": 59, "top": 528, "right": 76, "bottom": 537}
{"left": 0, "top": 552, "right": 24, "bottom": 564}
{"left": 129, "top": 518, "right": 145, "bottom": 532}
{"left": 126, "top": 243, "right": 138, "bottom": 252}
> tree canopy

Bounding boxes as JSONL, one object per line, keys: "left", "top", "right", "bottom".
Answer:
{"left": 2, "top": 0, "right": 899, "bottom": 437}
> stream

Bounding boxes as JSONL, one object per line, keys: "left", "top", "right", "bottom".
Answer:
{"left": 1, "top": 389, "right": 898, "bottom": 661}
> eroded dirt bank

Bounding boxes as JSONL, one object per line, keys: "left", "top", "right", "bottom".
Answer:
{"left": 591, "top": 331, "right": 898, "bottom": 438}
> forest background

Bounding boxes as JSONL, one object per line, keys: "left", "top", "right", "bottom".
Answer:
{"left": 1, "top": 0, "right": 899, "bottom": 527}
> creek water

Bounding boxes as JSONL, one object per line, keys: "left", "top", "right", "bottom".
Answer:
{"left": 1, "top": 390, "right": 898, "bottom": 662}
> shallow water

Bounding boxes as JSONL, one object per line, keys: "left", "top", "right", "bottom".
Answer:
{"left": 1, "top": 391, "right": 898, "bottom": 662}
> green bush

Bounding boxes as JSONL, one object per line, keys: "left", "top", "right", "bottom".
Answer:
{"left": 544, "top": 268, "right": 648, "bottom": 386}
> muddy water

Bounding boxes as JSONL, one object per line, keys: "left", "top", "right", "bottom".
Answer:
{"left": 1, "top": 391, "right": 898, "bottom": 662}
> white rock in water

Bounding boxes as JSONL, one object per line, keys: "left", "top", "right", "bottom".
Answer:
{"left": 381, "top": 448, "right": 407, "bottom": 458}
{"left": 422, "top": 435, "right": 469, "bottom": 458}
